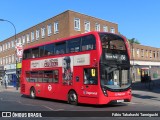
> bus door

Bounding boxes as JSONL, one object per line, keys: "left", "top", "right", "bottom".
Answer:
{"left": 81, "top": 68, "right": 99, "bottom": 98}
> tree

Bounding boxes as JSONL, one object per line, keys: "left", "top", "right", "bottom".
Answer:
{"left": 128, "top": 38, "right": 140, "bottom": 44}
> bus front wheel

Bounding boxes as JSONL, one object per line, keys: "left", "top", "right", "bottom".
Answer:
{"left": 68, "top": 91, "right": 78, "bottom": 105}
{"left": 30, "top": 87, "right": 36, "bottom": 99}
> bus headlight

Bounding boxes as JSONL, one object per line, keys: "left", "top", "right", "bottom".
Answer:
{"left": 127, "top": 90, "right": 132, "bottom": 95}
{"left": 102, "top": 88, "right": 107, "bottom": 96}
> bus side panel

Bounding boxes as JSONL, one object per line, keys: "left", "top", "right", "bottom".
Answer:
{"left": 51, "top": 68, "right": 73, "bottom": 101}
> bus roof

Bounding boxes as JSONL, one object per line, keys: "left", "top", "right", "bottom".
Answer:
{"left": 23, "top": 31, "right": 125, "bottom": 50}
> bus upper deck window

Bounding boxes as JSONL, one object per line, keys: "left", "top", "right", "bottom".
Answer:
{"left": 82, "top": 35, "right": 96, "bottom": 51}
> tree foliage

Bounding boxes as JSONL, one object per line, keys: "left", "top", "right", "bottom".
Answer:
{"left": 128, "top": 38, "right": 140, "bottom": 44}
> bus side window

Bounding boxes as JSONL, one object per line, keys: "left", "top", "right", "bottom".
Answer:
{"left": 38, "top": 71, "right": 43, "bottom": 82}
{"left": 39, "top": 46, "right": 44, "bottom": 57}
{"left": 55, "top": 42, "right": 66, "bottom": 55}
{"left": 32, "top": 47, "right": 39, "bottom": 58}
{"left": 84, "top": 68, "right": 98, "bottom": 85}
{"left": 43, "top": 71, "right": 53, "bottom": 83}
{"left": 44, "top": 44, "right": 54, "bottom": 56}
{"left": 82, "top": 35, "right": 96, "bottom": 51}
{"left": 30, "top": 71, "right": 38, "bottom": 82}
{"left": 53, "top": 70, "right": 59, "bottom": 83}
{"left": 26, "top": 71, "right": 30, "bottom": 82}
{"left": 23, "top": 49, "right": 31, "bottom": 59}
{"left": 67, "top": 38, "right": 81, "bottom": 53}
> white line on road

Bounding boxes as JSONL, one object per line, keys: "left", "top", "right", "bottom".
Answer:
{"left": 42, "top": 105, "right": 64, "bottom": 111}
{"left": 42, "top": 105, "right": 55, "bottom": 111}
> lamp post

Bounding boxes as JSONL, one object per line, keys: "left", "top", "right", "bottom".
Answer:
{"left": 0, "top": 19, "right": 19, "bottom": 90}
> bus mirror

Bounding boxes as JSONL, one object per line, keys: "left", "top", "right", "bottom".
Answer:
{"left": 91, "top": 69, "right": 95, "bottom": 77}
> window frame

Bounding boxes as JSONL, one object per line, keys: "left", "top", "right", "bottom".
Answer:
{"left": 31, "top": 31, "right": 35, "bottom": 42}
{"left": 110, "top": 27, "right": 115, "bottom": 33}
{"left": 74, "top": 18, "right": 81, "bottom": 31}
{"left": 55, "top": 42, "right": 66, "bottom": 55}
{"left": 95, "top": 23, "right": 100, "bottom": 31}
{"left": 83, "top": 68, "right": 98, "bottom": 85}
{"left": 84, "top": 20, "right": 90, "bottom": 33}
{"left": 41, "top": 27, "right": 46, "bottom": 38}
{"left": 36, "top": 29, "right": 40, "bottom": 40}
{"left": 54, "top": 21, "right": 59, "bottom": 34}
{"left": 26, "top": 70, "right": 59, "bottom": 83}
{"left": 81, "top": 35, "right": 96, "bottom": 51}
{"left": 47, "top": 24, "right": 52, "bottom": 36}
{"left": 67, "top": 37, "right": 81, "bottom": 53}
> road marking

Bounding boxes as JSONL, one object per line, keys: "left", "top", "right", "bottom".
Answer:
{"left": 42, "top": 105, "right": 64, "bottom": 111}
{"left": 0, "top": 97, "right": 64, "bottom": 111}
{"left": 42, "top": 105, "right": 55, "bottom": 111}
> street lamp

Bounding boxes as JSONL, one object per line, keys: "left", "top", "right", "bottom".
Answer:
{"left": 130, "top": 39, "right": 135, "bottom": 82}
{"left": 0, "top": 19, "right": 19, "bottom": 90}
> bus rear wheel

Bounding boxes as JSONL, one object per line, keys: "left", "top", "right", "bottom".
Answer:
{"left": 68, "top": 91, "right": 78, "bottom": 105}
{"left": 30, "top": 87, "right": 36, "bottom": 99}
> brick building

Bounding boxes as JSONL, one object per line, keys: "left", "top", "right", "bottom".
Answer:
{"left": 0, "top": 10, "right": 160, "bottom": 86}
{"left": 0, "top": 10, "right": 118, "bottom": 86}
{"left": 129, "top": 43, "right": 160, "bottom": 81}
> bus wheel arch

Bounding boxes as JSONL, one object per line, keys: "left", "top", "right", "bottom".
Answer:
{"left": 67, "top": 90, "right": 78, "bottom": 105}
{"left": 30, "top": 87, "right": 36, "bottom": 99}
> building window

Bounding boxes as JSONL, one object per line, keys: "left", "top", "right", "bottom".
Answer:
{"left": 84, "top": 21, "right": 90, "bottom": 33}
{"left": 9, "top": 55, "right": 11, "bottom": 64}
{"left": 110, "top": 27, "right": 115, "bottom": 33}
{"left": 6, "top": 56, "right": 8, "bottom": 64}
{"left": 157, "top": 51, "right": 159, "bottom": 59}
{"left": 8, "top": 42, "right": 10, "bottom": 49}
{"left": 47, "top": 24, "right": 52, "bottom": 36}
{"left": 31, "top": 31, "right": 35, "bottom": 42}
{"left": 41, "top": 27, "right": 46, "bottom": 38}
{"left": 150, "top": 50, "right": 152, "bottom": 58}
{"left": 5, "top": 43, "right": 8, "bottom": 50}
{"left": 74, "top": 18, "right": 80, "bottom": 31}
{"left": 22, "top": 35, "right": 25, "bottom": 45}
{"left": 54, "top": 21, "right": 59, "bottom": 34}
{"left": 26, "top": 34, "right": 30, "bottom": 43}
{"left": 12, "top": 54, "right": 14, "bottom": 63}
{"left": 3, "top": 44, "right": 5, "bottom": 51}
{"left": 141, "top": 49, "right": 144, "bottom": 57}
{"left": 153, "top": 51, "right": 156, "bottom": 58}
{"left": 146, "top": 50, "right": 148, "bottom": 58}
{"left": 103, "top": 26, "right": 108, "bottom": 32}
{"left": 137, "top": 49, "right": 140, "bottom": 57}
{"left": 3, "top": 57, "right": 5, "bottom": 65}
{"left": 11, "top": 40, "right": 14, "bottom": 48}
{"left": 36, "top": 29, "right": 40, "bottom": 40}
{"left": 95, "top": 23, "right": 100, "bottom": 31}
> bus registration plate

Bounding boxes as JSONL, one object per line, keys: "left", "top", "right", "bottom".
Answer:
{"left": 117, "top": 99, "right": 124, "bottom": 103}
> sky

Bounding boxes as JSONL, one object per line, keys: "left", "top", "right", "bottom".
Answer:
{"left": 0, "top": 0, "right": 160, "bottom": 48}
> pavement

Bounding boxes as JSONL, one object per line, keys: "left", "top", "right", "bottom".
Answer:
{"left": 0, "top": 84, "right": 20, "bottom": 92}
{"left": 130, "top": 79, "right": 160, "bottom": 106}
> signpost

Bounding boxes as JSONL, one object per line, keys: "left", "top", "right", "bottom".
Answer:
{"left": 15, "top": 43, "right": 23, "bottom": 90}
{"left": 16, "top": 43, "right": 23, "bottom": 58}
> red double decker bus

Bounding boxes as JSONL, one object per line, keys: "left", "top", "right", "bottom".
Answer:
{"left": 20, "top": 31, "right": 132, "bottom": 105}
